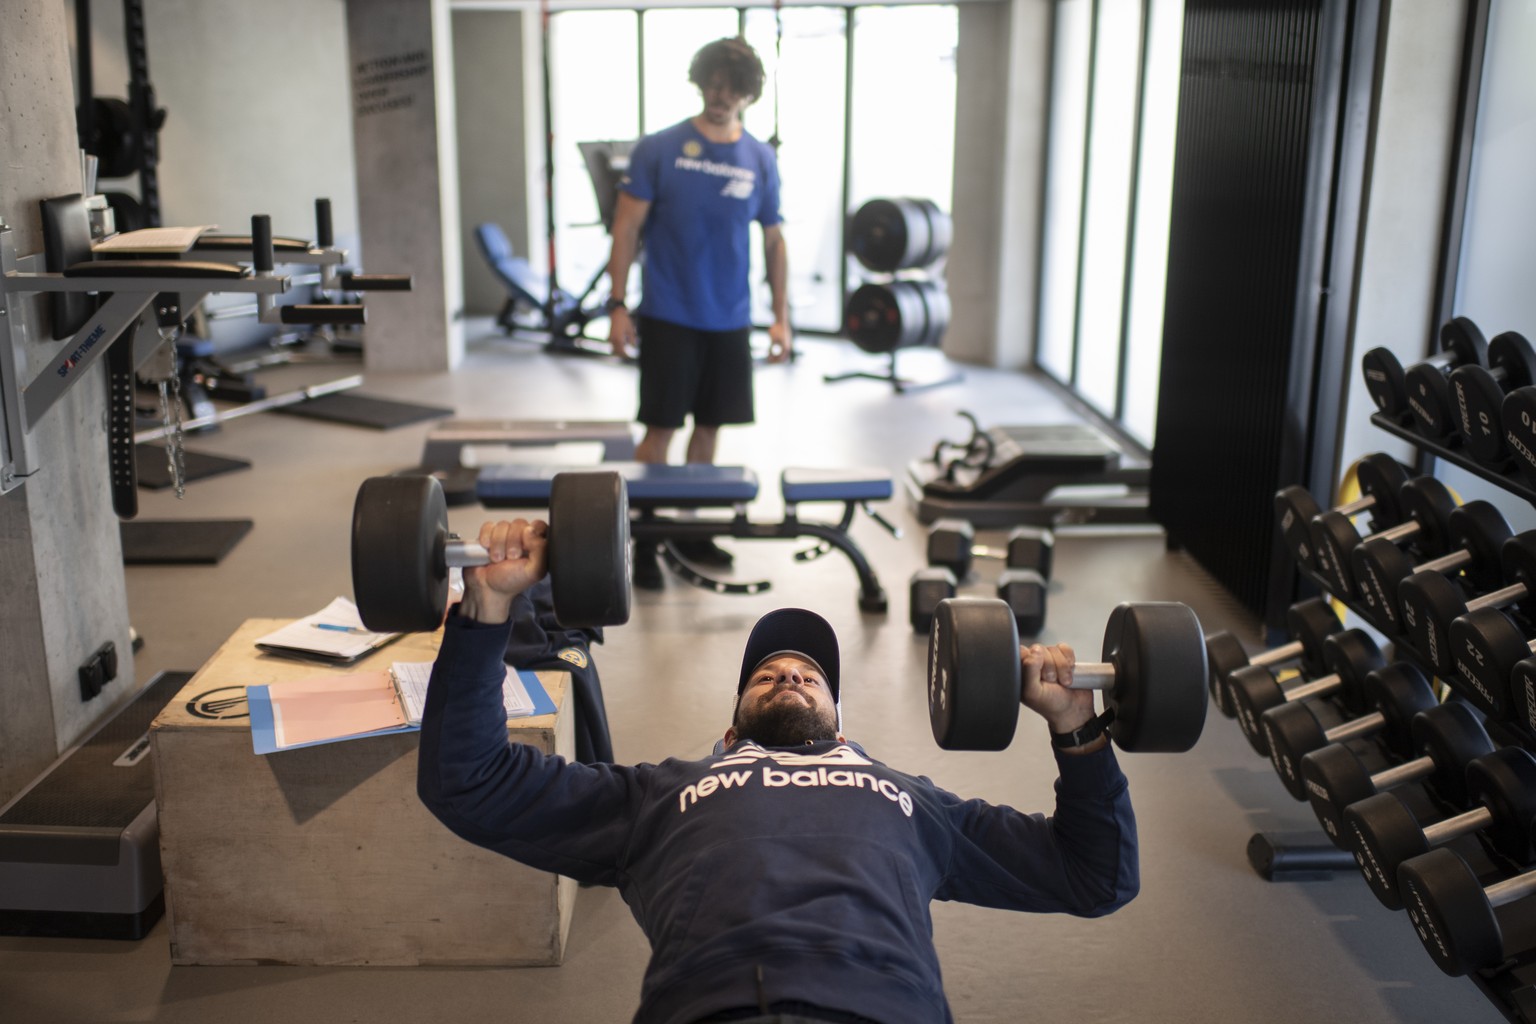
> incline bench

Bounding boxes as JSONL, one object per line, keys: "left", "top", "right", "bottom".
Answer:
{"left": 477, "top": 463, "right": 896, "bottom": 612}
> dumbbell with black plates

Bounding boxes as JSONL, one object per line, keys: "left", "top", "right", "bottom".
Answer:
{"left": 1397, "top": 530, "right": 1536, "bottom": 679}
{"left": 910, "top": 519, "right": 1054, "bottom": 634}
{"left": 1204, "top": 597, "right": 1343, "bottom": 719}
{"left": 1505, "top": 658, "right": 1536, "bottom": 738}
{"left": 1448, "top": 330, "right": 1536, "bottom": 468}
{"left": 1227, "top": 629, "right": 1384, "bottom": 756}
{"left": 1446, "top": 605, "right": 1531, "bottom": 719}
{"left": 926, "top": 596, "right": 1207, "bottom": 752}
{"left": 1300, "top": 700, "right": 1494, "bottom": 846}
{"left": 350, "top": 471, "right": 631, "bottom": 632}
{"left": 1309, "top": 475, "right": 1457, "bottom": 601}
{"left": 1498, "top": 383, "right": 1536, "bottom": 488}
{"left": 1345, "top": 745, "right": 1536, "bottom": 911}
{"left": 1360, "top": 317, "right": 1488, "bottom": 424}
{"left": 1350, "top": 500, "right": 1510, "bottom": 633}
{"left": 1398, "top": 836, "right": 1536, "bottom": 976}
{"left": 1274, "top": 453, "right": 1410, "bottom": 575}
{"left": 1404, "top": 316, "right": 1492, "bottom": 443}
{"left": 1260, "top": 662, "right": 1439, "bottom": 801}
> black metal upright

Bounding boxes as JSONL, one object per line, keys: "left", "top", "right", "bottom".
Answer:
{"left": 123, "top": 0, "right": 161, "bottom": 227}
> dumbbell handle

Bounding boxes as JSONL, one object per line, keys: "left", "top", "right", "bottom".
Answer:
{"left": 1251, "top": 639, "right": 1306, "bottom": 670}
{"left": 444, "top": 540, "right": 490, "bottom": 568}
{"left": 1467, "top": 581, "right": 1528, "bottom": 614}
{"left": 1280, "top": 671, "right": 1342, "bottom": 704}
{"left": 1421, "top": 805, "right": 1494, "bottom": 847}
{"left": 1371, "top": 519, "right": 1423, "bottom": 545}
{"left": 1416, "top": 548, "right": 1472, "bottom": 576}
{"left": 1488, "top": 868, "right": 1536, "bottom": 909}
{"left": 1322, "top": 712, "right": 1384, "bottom": 745}
{"left": 1372, "top": 755, "right": 1435, "bottom": 790}
{"left": 1336, "top": 494, "right": 1376, "bottom": 518}
{"left": 1064, "top": 664, "right": 1116, "bottom": 691}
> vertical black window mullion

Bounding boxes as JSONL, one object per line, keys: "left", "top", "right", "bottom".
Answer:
{"left": 839, "top": 6, "right": 856, "bottom": 320}
{"left": 636, "top": 10, "right": 647, "bottom": 136}
{"left": 1115, "top": 0, "right": 1153, "bottom": 422}
{"left": 1071, "top": 0, "right": 1102, "bottom": 389}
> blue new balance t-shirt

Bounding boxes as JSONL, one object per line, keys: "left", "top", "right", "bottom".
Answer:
{"left": 621, "top": 119, "right": 782, "bottom": 332}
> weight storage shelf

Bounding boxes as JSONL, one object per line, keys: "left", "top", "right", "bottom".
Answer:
{"left": 1371, "top": 413, "right": 1536, "bottom": 508}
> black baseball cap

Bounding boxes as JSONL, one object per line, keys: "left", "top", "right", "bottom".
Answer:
{"left": 737, "top": 607, "right": 841, "bottom": 704}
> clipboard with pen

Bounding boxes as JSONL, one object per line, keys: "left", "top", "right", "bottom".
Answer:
{"left": 253, "top": 596, "right": 402, "bottom": 664}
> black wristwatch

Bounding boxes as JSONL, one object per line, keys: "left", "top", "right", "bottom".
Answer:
{"left": 604, "top": 297, "right": 628, "bottom": 314}
{"left": 1049, "top": 708, "right": 1116, "bottom": 750}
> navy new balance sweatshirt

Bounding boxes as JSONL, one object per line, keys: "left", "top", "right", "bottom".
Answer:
{"left": 418, "top": 612, "right": 1138, "bottom": 1024}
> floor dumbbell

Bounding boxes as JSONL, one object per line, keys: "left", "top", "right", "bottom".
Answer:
{"left": 1274, "top": 453, "right": 1409, "bottom": 574}
{"left": 1446, "top": 606, "right": 1530, "bottom": 719}
{"left": 1204, "top": 598, "right": 1343, "bottom": 719}
{"left": 926, "top": 518, "right": 1054, "bottom": 581}
{"left": 909, "top": 565, "right": 1047, "bottom": 635}
{"left": 1399, "top": 842, "right": 1536, "bottom": 976}
{"left": 1260, "top": 662, "right": 1439, "bottom": 801}
{"left": 1345, "top": 745, "right": 1536, "bottom": 910}
{"left": 1350, "top": 500, "right": 1510, "bottom": 632}
{"left": 350, "top": 471, "right": 631, "bottom": 632}
{"left": 1449, "top": 331, "right": 1536, "bottom": 467}
{"left": 1398, "top": 530, "right": 1536, "bottom": 677}
{"left": 926, "top": 596, "right": 1207, "bottom": 753}
{"left": 909, "top": 567, "right": 957, "bottom": 633}
{"left": 1227, "top": 629, "right": 1384, "bottom": 756}
{"left": 1405, "top": 316, "right": 1491, "bottom": 442}
{"left": 1300, "top": 700, "right": 1493, "bottom": 847}
{"left": 1310, "top": 475, "right": 1457, "bottom": 600}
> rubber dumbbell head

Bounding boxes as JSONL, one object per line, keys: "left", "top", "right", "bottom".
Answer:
{"left": 1405, "top": 316, "right": 1489, "bottom": 441}
{"left": 1274, "top": 453, "right": 1409, "bottom": 573}
{"left": 1449, "top": 331, "right": 1536, "bottom": 466}
{"left": 1446, "top": 606, "right": 1528, "bottom": 718}
{"left": 1260, "top": 662, "right": 1438, "bottom": 801}
{"left": 926, "top": 518, "right": 976, "bottom": 579}
{"left": 909, "top": 566, "right": 957, "bottom": 633}
{"left": 1345, "top": 746, "right": 1536, "bottom": 910}
{"left": 996, "top": 568, "right": 1046, "bottom": 636}
{"left": 1299, "top": 700, "right": 1493, "bottom": 847}
{"left": 1005, "top": 526, "right": 1054, "bottom": 580}
{"left": 1398, "top": 529, "right": 1536, "bottom": 676}
{"left": 1204, "top": 598, "right": 1342, "bottom": 719}
{"left": 1399, "top": 846, "right": 1536, "bottom": 976}
{"left": 1310, "top": 475, "right": 1456, "bottom": 600}
{"left": 1350, "top": 500, "right": 1510, "bottom": 632}
{"left": 1227, "top": 629, "right": 1383, "bottom": 756}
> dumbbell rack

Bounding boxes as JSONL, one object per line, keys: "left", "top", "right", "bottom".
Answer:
{"left": 1251, "top": 415, "right": 1536, "bottom": 1022}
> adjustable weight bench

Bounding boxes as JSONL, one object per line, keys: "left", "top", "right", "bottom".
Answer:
{"left": 477, "top": 463, "right": 897, "bottom": 612}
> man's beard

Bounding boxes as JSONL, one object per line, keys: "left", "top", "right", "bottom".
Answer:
{"left": 734, "top": 693, "right": 837, "bottom": 747}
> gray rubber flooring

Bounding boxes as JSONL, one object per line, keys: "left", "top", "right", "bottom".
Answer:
{"left": 0, "top": 325, "right": 1504, "bottom": 1022}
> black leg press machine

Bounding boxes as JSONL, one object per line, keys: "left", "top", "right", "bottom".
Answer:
{"left": 0, "top": 194, "right": 384, "bottom": 937}
{"left": 477, "top": 463, "right": 899, "bottom": 612}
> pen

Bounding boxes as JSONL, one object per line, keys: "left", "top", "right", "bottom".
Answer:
{"left": 312, "top": 623, "right": 370, "bottom": 635}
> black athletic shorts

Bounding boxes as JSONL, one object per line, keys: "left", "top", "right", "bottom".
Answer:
{"left": 636, "top": 315, "right": 754, "bottom": 429}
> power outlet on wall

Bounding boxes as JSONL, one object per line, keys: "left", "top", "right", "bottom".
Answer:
{"left": 78, "top": 640, "right": 118, "bottom": 702}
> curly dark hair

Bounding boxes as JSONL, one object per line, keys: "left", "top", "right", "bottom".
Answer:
{"left": 688, "top": 37, "right": 765, "bottom": 104}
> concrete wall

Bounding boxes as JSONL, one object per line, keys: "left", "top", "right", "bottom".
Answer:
{"left": 0, "top": 5, "right": 135, "bottom": 804}
{"left": 947, "top": 0, "right": 1052, "bottom": 370}
{"left": 453, "top": 9, "right": 531, "bottom": 317}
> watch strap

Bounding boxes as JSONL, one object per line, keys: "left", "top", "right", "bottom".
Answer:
{"left": 1050, "top": 708, "right": 1115, "bottom": 750}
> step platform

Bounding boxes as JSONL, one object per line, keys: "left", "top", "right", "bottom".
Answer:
{"left": 0, "top": 670, "right": 191, "bottom": 939}
{"left": 906, "top": 422, "right": 1151, "bottom": 527}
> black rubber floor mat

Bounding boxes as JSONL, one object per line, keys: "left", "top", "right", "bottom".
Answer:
{"left": 120, "top": 519, "right": 253, "bottom": 565}
{"left": 273, "top": 392, "right": 454, "bottom": 430}
{"left": 135, "top": 445, "right": 251, "bottom": 490}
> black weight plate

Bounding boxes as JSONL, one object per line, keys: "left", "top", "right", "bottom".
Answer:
{"left": 1448, "top": 364, "right": 1510, "bottom": 465}
{"left": 1441, "top": 315, "right": 1490, "bottom": 369}
{"left": 1361, "top": 347, "right": 1408, "bottom": 416}
{"left": 87, "top": 96, "right": 143, "bottom": 179}
{"left": 1285, "top": 597, "right": 1343, "bottom": 675}
{"left": 1354, "top": 453, "right": 1410, "bottom": 528}
{"left": 1274, "top": 485, "right": 1323, "bottom": 569}
{"left": 1361, "top": 662, "right": 1437, "bottom": 756}
{"left": 1260, "top": 701, "right": 1327, "bottom": 800}
{"left": 928, "top": 597, "right": 1021, "bottom": 750}
{"left": 1446, "top": 607, "right": 1518, "bottom": 718}
{"left": 548, "top": 470, "right": 631, "bottom": 628}
{"left": 1351, "top": 537, "right": 1413, "bottom": 628}
{"left": 1465, "top": 747, "right": 1536, "bottom": 861}
{"left": 1300, "top": 744, "right": 1374, "bottom": 847}
{"left": 1400, "top": 847, "right": 1502, "bottom": 977}
{"left": 1101, "top": 602, "right": 1208, "bottom": 753}
{"left": 1405, "top": 362, "right": 1454, "bottom": 440}
{"left": 351, "top": 474, "right": 448, "bottom": 633}
{"left": 1501, "top": 386, "right": 1536, "bottom": 485}
{"left": 1397, "top": 477, "right": 1457, "bottom": 559}
{"left": 848, "top": 199, "right": 912, "bottom": 273}
{"left": 1512, "top": 657, "right": 1536, "bottom": 738}
{"left": 1411, "top": 701, "right": 1492, "bottom": 807}
{"left": 1449, "top": 501, "right": 1513, "bottom": 593}
{"left": 1203, "top": 631, "right": 1247, "bottom": 718}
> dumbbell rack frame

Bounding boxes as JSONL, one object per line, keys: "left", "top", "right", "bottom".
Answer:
{"left": 1262, "top": 416, "right": 1536, "bottom": 1022}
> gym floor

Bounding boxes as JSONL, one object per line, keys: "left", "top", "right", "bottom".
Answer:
{"left": 0, "top": 325, "right": 1503, "bottom": 1023}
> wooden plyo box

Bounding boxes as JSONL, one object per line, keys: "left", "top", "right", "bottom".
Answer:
{"left": 150, "top": 619, "right": 577, "bottom": 966}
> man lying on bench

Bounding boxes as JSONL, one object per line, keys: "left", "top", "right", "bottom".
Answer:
{"left": 477, "top": 462, "right": 896, "bottom": 612}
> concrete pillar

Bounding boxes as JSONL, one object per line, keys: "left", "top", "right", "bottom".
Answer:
{"left": 0, "top": 4, "right": 135, "bottom": 804}
{"left": 347, "top": 0, "right": 464, "bottom": 371}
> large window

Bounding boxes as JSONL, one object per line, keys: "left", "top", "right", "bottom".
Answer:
{"left": 1036, "top": 0, "right": 1184, "bottom": 445}
{"left": 545, "top": 4, "right": 957, "bottom": 336}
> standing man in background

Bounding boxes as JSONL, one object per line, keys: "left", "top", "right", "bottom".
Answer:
{"left": 606, "top": 36, "right": 793, "bottom": 589}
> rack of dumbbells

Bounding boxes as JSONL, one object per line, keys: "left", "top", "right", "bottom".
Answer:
{"left": 1206, "top": 316, "right": 1536, "bottom": 1021}
{"left": 908, "top": 519, "right": 1055, "bottom": 635}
